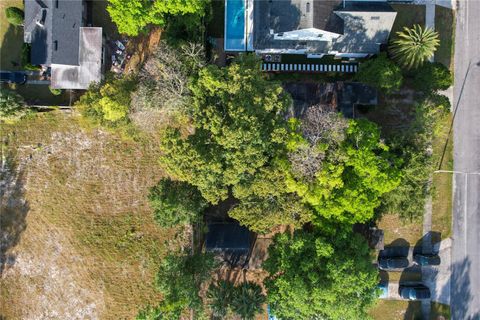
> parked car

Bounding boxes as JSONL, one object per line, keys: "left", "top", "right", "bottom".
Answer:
{"left": 0, "top": 71, "right": 27, "bottom": 84}
{"left": 414, "top": 253, "right": 441, "bottom": 266}
{"left": 378, "top": 282, "right": 388, "bottom": 299}
{"left": 378, "top": 256, "right": 409, "bottom": 270}
{"left": 399, "top": 284, "right": 431, "bottom": 300}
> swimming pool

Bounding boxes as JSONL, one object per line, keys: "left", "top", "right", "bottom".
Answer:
{"left": 225, "top": 0, "right": 246, "bottom": 51}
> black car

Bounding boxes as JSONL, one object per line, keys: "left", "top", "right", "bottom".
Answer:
{"left": 0, "top": 71, "right": 27, "bottom": 84}
{"left": 378, "top": 256, "right": 409, "bottom": 270}
{"left": 399, "top": 285, "right": 431, "bottom": 300}
{"left": 414, "top": 253, "right": 441, "bottom": 266}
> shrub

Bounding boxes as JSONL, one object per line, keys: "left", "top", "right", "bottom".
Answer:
{"left": 49, "top": 87, "right": 62, "bottom": 96}
{"left": 148, "top": 178, "right": 208, "bottom": 227}
{"left": 355, "top": 53, "right": 403, "bottom": 93}
{"left": 0, "top": 88, "right": 26, "bottom": 120}
{"left": 412, "top": 62, "right": 453, "bottom": 93}
{"left": 5, "top": 7, "right": 24, "bottom": 26}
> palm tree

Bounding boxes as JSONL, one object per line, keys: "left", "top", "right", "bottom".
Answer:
{"left": 231, "top": 282, "right": 266, "bottom": 320}
{"left": 207, "top": 280, "right": 234, "bottom": 318}
{"left": 389, "top": 24, "right": 440, "bottom": 69}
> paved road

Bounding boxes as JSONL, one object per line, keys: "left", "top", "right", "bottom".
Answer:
{"left": 451, "top": 0, "right": 480, "bottom": 319}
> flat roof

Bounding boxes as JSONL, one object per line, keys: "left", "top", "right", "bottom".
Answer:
{"left": 50, "top": 27, "right": 103, "bottom": 89}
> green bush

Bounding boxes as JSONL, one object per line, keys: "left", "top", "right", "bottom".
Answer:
{"left": 412, "top": 62, "right": 453, "bottom": 93}
{"left": 49, "top": 87, "right": 62, "bottom": 96}
{"left": 355, "top": 53, "right": 403, "bottom": 94}
{"left": 5, "top": 7, "right": 24, "bottom": 26}
{"left": 148, "top": 178, "right": 208, "bottom": 227}
{"left": 0, "top": 88, "right": 26, "bottom": 120}
{"left": 428, "top": 93, "right": 451, "bottom": 112}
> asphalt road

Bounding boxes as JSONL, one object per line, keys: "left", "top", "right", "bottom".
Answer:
{"left": 451, "top": 0, "right": 480, "bottom": 319}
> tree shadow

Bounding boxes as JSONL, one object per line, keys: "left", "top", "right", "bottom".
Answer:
{"left": 450, "top": 257, "right": 478, "bottom": 320}
{"left": 0, "top": 25, "right": 24, "bottom": 70}
{"left": 0, "top": 156, "right": 29, "bottom": 276}
{"left": 403, "top": 300, "right": 423, "bottom": 320}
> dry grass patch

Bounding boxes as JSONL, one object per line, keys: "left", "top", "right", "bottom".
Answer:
{"left": 432, "top": 114, "right": 453, "bottom": 241}
{"left": 378, "top": 213, "right": 423, "bottom": 246}
{"left": 369, "top": 300, "right": 422, "bottom": 320}
{"left": 1, "top": 112, "right": 181, "bottom": 319}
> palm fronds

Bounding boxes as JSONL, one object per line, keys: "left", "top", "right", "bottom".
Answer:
{"left": 389, "top": 24, "right": 440, "bottom": 69}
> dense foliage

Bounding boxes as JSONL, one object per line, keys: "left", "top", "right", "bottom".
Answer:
{"left": 381, "top": 97, "right": 448, "bottom": 220}
{"left": 229, "top": 164, "right": 313, "bottom": 233}
{"left": 148, "top": 178, "right": 208, "bottom": 227}
{"left": 160, "top": 55, "right": 290, "bottom": 204}
{"left": 155, "top": 252, "right": 215, "bottom": 317}
{"left": 76, "top": 77, "right": 136, "bottom": 124}
{"left": 412, "top": 62, "right": 453, "bottom": 93}
{"left": 5, "top": 7, "right": 24, "bottom": 26}
{"left": 355, "top": 53, "right": 403, "bottom": 93}
{"left": 207, "top": 280, "right": 266, "bottom": 320}
{"left": 0, "top": 88, "right": 26, "bottom": 120}
{"left": 286, "top": 117, "right": 401, "bottom": 225}
{"left": 107, "top": 0, "right": 208, "bottom": 36}
{"left": 390, "top": 25, "right": 440, "bottom": 69}
{"left": 264, "top": 228, "right": 379, "bottom": 320}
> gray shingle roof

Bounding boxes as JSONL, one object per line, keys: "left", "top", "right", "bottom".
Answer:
{"left": 252, "top": 0, "right": 396, "bottom": 54}
{"left": 24, "top": 0, "right": 83, "bottom": 66}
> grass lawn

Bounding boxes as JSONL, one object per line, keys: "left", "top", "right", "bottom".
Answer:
{"left": 378, "top": 213, "right": 423, "bottom": 246}
{"left": 431, "top": 302, "right": 451, "bottom": 319}
{"left": 390, "top": 4, "right": 426, "bottom": 36}
{"left": 387, "top": 270, "right": 422, "bottom": 282}
{"left": 369, "top": 300, "right": 422, "bottom": 320}
{"left": 435, "top": 6, "right": 455, "bottom": 70}
{"left": 1, "top": 113, "right": 179, "bottom": 319}
{"left": 431, "top": 114, "right": 453, "bottom": 241}
{"left": 0, "top": 0, "right": 24, "bottom": 70}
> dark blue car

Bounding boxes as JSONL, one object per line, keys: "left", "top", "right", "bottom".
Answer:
{"left": 414, "top": 254, "right": 441, "bottom": 266}
{"left": 399, "top": 285, "right": 431, "bottom": 300}
{"left": 0, "top": 71, "right": 27, "bottom": 84}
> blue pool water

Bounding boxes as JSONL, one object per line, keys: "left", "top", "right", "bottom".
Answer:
{"left": 225, "top": 0, "right": 246, "bottom": 51}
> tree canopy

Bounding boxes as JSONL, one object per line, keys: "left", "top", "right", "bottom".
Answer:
{"left": 355, "top": 53, "right": 403, "bottom": 93}
{"left": 155, "top": 252, "right": 215, "bottom": 318}
{"left": 159, "top": 55, "right": 290, "bottom": 204}
{"left": 76, "top": 77, "right": 136, "bottom": 125}
{"left": 148, "top": 178, "right": 208, "bottom": 228}
{"left": 286, "top": 118, "right": 401, "bottom": 225}
{"left": 412, "top": 62, "right": 452, "bottom": 93}
{"left": 107, "top": 0, "right": 208, "bottom": 36}
{"left": 263, "top": 228, "right": 379, "bottom": 320}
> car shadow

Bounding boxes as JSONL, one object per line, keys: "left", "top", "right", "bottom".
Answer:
{"left": 413, "top": 231, "right": 442, "bottom": 255}
{"left": 379, "top": 238, "right": 410, "bottom": 258}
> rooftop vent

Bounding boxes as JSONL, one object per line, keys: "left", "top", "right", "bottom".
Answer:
{"left": 371, "top": 16, "right": 380, "bottom": 20}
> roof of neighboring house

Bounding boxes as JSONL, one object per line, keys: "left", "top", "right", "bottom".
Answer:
{"left": 24, "top": 0, "right": 83, "bottom": 66}
{"left": 252, "top": 0, "right": 396, "bottom": 54}
{"left": 50, "top": 27, "right": 103, "bottom": 89}
{"left": 333, "top": 2, "right": 397, "bottom": 53}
